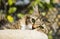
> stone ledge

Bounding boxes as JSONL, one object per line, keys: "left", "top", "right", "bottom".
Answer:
{"left": 0, "top": 30, "right": 48, "bottom": 39}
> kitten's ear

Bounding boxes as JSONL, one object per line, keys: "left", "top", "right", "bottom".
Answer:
{"left": 33, "top": 5, "right": 39, "bottom": 16}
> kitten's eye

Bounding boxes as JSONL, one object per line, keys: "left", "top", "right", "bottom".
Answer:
{"left": 32, "top": 18, "right": 35, "bottom": 23}
{"left": 39, "top": 26, "right": 44, "bottom": 29}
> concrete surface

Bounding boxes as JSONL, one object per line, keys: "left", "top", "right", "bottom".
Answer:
{"left": 0, "top": 30, "right": 48, "bottom": 39}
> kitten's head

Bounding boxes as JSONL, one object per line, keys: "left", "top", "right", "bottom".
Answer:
{"left": 27, "top": 15, "right": 48, "bottom": 34}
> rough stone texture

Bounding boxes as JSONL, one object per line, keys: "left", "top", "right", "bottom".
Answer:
{"left": 0, "top": 30, "right": 48, "bottom": 39}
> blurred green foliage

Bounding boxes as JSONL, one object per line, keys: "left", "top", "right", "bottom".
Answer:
{"left": 41, "top": 12, "right": 46, "bottom": 16}
{"left": 0, "top": 0, "right": 1, "bottom": 2}
{"left": 8, "top": 7, "right": 17, "bottom": 14}
{"left": 48, "top": 30, "right": 53, "bottom": 39}
{"left": 17, "top": 13, "right": 24, "bottom": 18}
{"left": 7, "top": 15, "right": 14, "bottom": 23}
{"left": 0, "top": 0, "right": 54, "bottom": 23}
{"left": 8, "top": 0, "right": 13, "bottom": 6}
{"left": 8, "top": 0, "right": 16, "bottom": 6}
